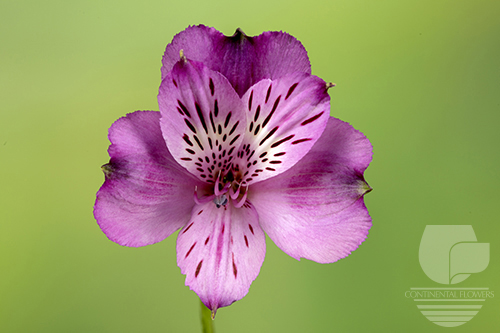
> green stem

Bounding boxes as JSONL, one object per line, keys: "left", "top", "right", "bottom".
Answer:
{"left": 200, "top": 300, "right": 215, "bottom": 333}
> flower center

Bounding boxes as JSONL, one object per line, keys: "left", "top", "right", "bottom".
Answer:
{"left": 194, "top": 170, "right": 248, "bottom": 209}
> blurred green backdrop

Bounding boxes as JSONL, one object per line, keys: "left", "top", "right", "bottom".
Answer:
{"left": 1, "top": 0, "right": 499, "bottom": 332}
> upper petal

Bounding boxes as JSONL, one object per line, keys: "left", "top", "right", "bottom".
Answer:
{"left": 249, "top": 117, "right": 373, "bottom": 263}
{"left": 177, "top": 201, "right": 266, "bottom": 315}
{"left": 233, "top": 72, "right": 331, "bottom": 185}
{"left": 161, "top": 25, "right": 311, "bottom": 96}
{"left": 158, "top": 58, "right": 246, "bottom": 184}
{"left": 94, "top": 111, "right": 203, "bottom": 247}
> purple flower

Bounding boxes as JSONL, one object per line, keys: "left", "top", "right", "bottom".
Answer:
{"left": 94, "top": 25, "right": 372, "bottom": 316}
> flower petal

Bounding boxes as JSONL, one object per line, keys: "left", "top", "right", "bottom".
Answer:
{"left": 233, "top": 72, "right": 330, "bottom": 185}
{"left": 161, "top": 25, "right": 311, "bottom": 96}
{"left": 94, "top": 111, "right": 203, "bottom": 247}
{"left": 158, "top": 58, "right": 246, "bottom": 184}
{"left": 249, "top": 117, "right": 373, "bottom": 263}
{"left": 177, "top": 201, "right": 265, "bottom": 314}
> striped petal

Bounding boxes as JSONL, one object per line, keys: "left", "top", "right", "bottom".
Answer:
{"left": 177, "top": 201, "right": 265, "bottom": 315}
{"left": 233, "top": 72, "right": 330, "bottom": 185}
{"left": 158, "top": 58, "right": 246, "bottom": 184}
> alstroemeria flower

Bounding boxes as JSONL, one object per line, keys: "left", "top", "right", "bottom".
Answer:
{"left": 94, "top": 25, "right": 372, "bottom": 316}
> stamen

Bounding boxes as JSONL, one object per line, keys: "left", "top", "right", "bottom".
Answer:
{"left": 229, "top": 182, "right": 242, "bottom": 200}
{"left": 232, "top": 186, "right": 248, "bottom": 208}
{"left": 214, "top": 171, "right": 231, "bottom": 196}
{"left": 214, "top": 171, "right": 222, "bottom": 195}
{"left": 194, "top": 186, "right": 215, "bottom": 205}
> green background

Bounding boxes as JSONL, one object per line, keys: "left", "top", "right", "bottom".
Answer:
{"left": 1, "top": 0, "right": 499, "bottom": 332}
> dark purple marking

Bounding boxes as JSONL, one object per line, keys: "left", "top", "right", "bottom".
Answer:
{"left": 228, "top": 147, "right": 235, "bottom": 155}
{"left": 178, "top": 100, "right": 191, "bottom": 118}
{"left": 285, "top": 82, "right": 299, "bottom": 100}
{"left": 196, "top": 167, "right": 204, "bottom": 172}
{"left": 265, "top": 84, "right": 272, "bottom": 103}
{"left": 274, "top": 152, "right": 286, "bottom": 156}
{"left": 195, "top": 260, "right": 203, "bottom": 278}
{"left": 248, "top": 224, "right": 254, "bottom": 235}
{"left": 195, "top": 162, "right": 202, "bottom": 167}
{"left": 259, "top": 126, "right": 279, "bottom": 146}
{"left": 247, "top": 150, "right": 255, "bottom": 161}
{"left": 262, "top": 158, "right": 268, "bottom": 162}
{"left": 265, "top": 167, "right": 276, "bottom": 171}
{"left": 204, "top": 236, "right": 210, "bottom": 245}
{"left": 185, "top": 148, "right": 195, "bottom": 155}
{"left": 208, "top": 137, "right": 213, "bottom": 150}
{"left": 269, "top": 160, "right": 282, "bottom": 164}
{"left": 218, "top": 124, "right": 222, "bottom": 135}
{"left": 195, "top": 103, "right": 208, "bottom": 134}
{"left": 270, "top": 134, "right": 295, "bottom": 148}
{"left": 209, "top": 112, "right": 216, "bottom": 133}
{"left": 224, "top": 112, "right": 232, "bottom": 128}
{"left": 177, "top": 107, "right": 184, "bottom": 116}
{"left": 180, "top": 157, "right": 192, "bottom": 161}
{"left": 193, "top": 135, "right": 204, "bottom": 151}
{"left": 249, "top": 121, "right": 254, "bottom": 133}
{"left": 248, "top": 90, "right": 254, "bottom": 110}
{"left": 259, "top": 152, "right": 267, "bottom": 158}
{"left": 209, "top": 78, "right": 214, "bottom": 96}
{"left": 223, "top": 134, "right": 227, "bottom": 142}
{"left": 221, "top": 224, "right": 225, "bottom": 234}
{"left": 253, "top": 124, "right": 261, "bottom": 135}
{"left": 185, "top": 242, "right": 196, "bottom": 258}
{"left": 214, "top": 100, "right": 219, "bottom": 117}
{"left": 198, "top": 210, "right": 203, "bottom": 215}
{"left": 172, "top": 79, "right": 178, "bottom": 88}
{"left": 184, "top": 119, "right": 197, "bottom": 134}
{"left": 182, "top": 134, "right": 193, "bottom": 146}
{"left": 254, "top": 105, "right": 261, "bottom": 122}
{"left": 232, "top": 253, "right": 238, "bottom": 278}
{"left": 229, "top": 134, "right": 240, "bottom": 146}
{"left": 183, "top": 222, "right": 194, "bottom": 234}
{"left": 301, "top": 112, "right": 324, "bottom": 126}
{"left": 292, "top": 138, "right": 312, "bottom": 145}
{"left": 229, "top": 121, "right": 239, "bottom": 136}
{"left": 262, "top": 95, "right": 281, "bottom": 128}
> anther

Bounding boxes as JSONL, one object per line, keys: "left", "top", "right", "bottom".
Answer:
{"left": 213, "top": 194, "right": 228, "bottom": 208}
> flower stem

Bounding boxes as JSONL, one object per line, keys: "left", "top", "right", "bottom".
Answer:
{"left": 200, "top": 300, "right": 215, "bottom": 333}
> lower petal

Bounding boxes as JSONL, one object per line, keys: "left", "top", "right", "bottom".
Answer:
{"left": 250, "top": 117, "right": 373, "bottom": 263}
{"left": 177, "top": 201, "right": 265, "bottom": 315}
{"left": 94, "top": 111, "right": 204, "bottom": 247}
